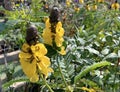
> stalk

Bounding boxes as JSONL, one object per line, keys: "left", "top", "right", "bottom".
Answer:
{"left": 40, "top": 74, "right": 54, "bottom": 92}
{"left": 56, "top": 55, "right": 68, "bottom": 87}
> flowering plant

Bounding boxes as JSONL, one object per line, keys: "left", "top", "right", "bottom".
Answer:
{"left": 18, "top": 26, "right": 54, "bottom": 91}
{"left": 19, "top": 42, "right": 53, "bottom": 82}
{"left": 42, "top": 6, "right": 66, "bottom": 56}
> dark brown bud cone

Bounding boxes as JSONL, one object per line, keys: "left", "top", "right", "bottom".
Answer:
{"left": 25, "top": 25, "right": 39, "bottom": 45}
{"left": 49, "top": 6, "right": 60, "bottom": 23}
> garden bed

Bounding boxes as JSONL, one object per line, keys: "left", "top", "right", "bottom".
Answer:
{"left": 0, "top": 50, "right": 20, "bottom": 64}
{"left": 0, "top": 0, "right": 120, "bottom": 91}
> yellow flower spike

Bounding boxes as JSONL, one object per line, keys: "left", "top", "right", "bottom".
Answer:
{"left": 98, "top": 0, "right": 104, "bottom": 3}
{"left": 93, "top": 4, "right": 97, "bottom": 10}
{"left": 19, "top": 42, "right": 53, "bottom": 82}
{"left": 74, "top": 7, "right": 80, "bottom": 13}
{"left": 111, "top": 3, "right": 120, "bottom": 10}
{"left": 66, "top": 1, "right": 71, "bottom": 7}
{"left": 42, "top": 17, "right": 66, "bottom": 55}
{"left": 79, "top": 0, "right": 84, "bottom": 4}
{"left": 86, "top": 4, "right": 90, "bottom": 11}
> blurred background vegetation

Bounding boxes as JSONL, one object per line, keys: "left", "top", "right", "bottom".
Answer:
{"left": 0, "top": 0, "right": 120, "bottom": 92}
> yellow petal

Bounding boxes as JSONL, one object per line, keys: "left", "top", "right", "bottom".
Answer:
{"left": 42, "top": 29, "right": 53, "bottom": 46}
{"left": 56, "top": 22, "right": 64, "bottom": 37}
{"left": 21, "top": 43, "right": 30, "bottom": 52}
{"left": 56, "top": 28, "right": 64, "bottom": 37}
{"left": 43, "top": 17, "right": 48, "bottom": 23}
{"left": 45, "top": 18, "right": 51, "bottom": 28}
{"left": 81, "top": 87, "right": 89, "bottom": 91}
{"left": 37, "top": 62, "right": 48, "bottom": 76}
{"left": 30, "top": 74, "right": 39, "bottom": 82}
{"left": 31, "top": 43, "right": 47, "bottom": 57}
{"left": 111, "top": 3, "right": 119, "bottom": 10}
{"left": 98, "top": 0, "right": 104, "bottom": 3}
{"left": 115, "top": 3, "right": 120, "bottom": 9}
{"left": 20, "top": 59, "right": 38, "bottom": 82}
{"left": 86, "top": 4, "right": 90, "bottom": 11}
{"left": 81, "top": 87, "right": 96, "bottom": 92}
{"left": 93, "top": 5, "right": 97, "bottom": 10}
{"left": 48, "top": 67, "right": 54, "bottom": 72}
{"left": 79, "top": 0, "right": 84, "bottom": 4}
{"left": 37, "top": 56, "right": 53, "bottom": 77}
{"left": 59, "top": 46, "right": 66, "bottom": 55}
{"left": 66, "top": 1, "right": 71, "bottom": 7}
{"left": 56, "top": 22, "right": 62, "bottom": 29}
{"left": 55, "top": 37, "right": 64, "bottom": 47}
{"left": 40, "top": 56, "right": 51, "bottom": 67}
{"left": 19, "top": 51, "right": 32, "bottom": 59}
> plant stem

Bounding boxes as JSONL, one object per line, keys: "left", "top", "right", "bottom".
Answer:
{"left": 40, "top": 74, "right": 54, "bottom": 92}
{"left": 56, "top": 55, "right": 68, "bottom": 87}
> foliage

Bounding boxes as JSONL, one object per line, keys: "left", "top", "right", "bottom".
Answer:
{"left": 74, "top": 61, "right": 111, "bottom": 84}
{"left": 0, "top": 0, "right": 48, "bottom": 50}
{"left": 0, "top": 0, "right": 120, "bottom": 92}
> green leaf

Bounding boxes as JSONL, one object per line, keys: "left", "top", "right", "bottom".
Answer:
{"left": 74, "top": 61, "right": 111, "bottom": 84}
{"left": 0, "top": 22, "right": 6, "bottom": 32}
{"left": 103, "top": 53, "right": 118, "bottom": 60}
{"left": 105, "top": 35, "right": 113, "bottom": 42}
{"left": 85, "top": 47, "right": 99, "bottom": 55}
{"left": 5, "top": 19, "right": 24, "bottom": 28}
{"left": 101, "top": 48, "right": 109, "bottom": 55}
{"left": 2, "top": 77, "right": 29, "bottom": 90}
{"left": 45, "top": 44, "right": 57, "bottom": 58}
{"left": 80, "top": 78, "right": 98, "bottom": 87}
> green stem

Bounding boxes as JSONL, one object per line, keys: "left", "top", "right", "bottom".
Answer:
{"left": 40, "top": 74, "right": 54, "bottom": 92}
{"left": 56, "top": 55, "right": 68, "bottom": 87}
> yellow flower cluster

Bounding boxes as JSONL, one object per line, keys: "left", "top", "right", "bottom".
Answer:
{"left": 81, "top": 87, "right": 96, "bottom": 92}
{"left": 111, "top": 2, "right": 120, "bottom": 10}
{"left": 86, "top": 4, "right": 90, "bottom": 11}
{"left": 85, "top": 4, "right": 98, "bottom": 11}
{"left": 97, "top": 0, "right": 104, "bottom": 3}
{"left": 42, "top": 18, "right": 66, "bottom": 55}
{"left": 66, "top": 0, "right": 72, "bottom": 7}
{"left": 79, "top": 0, "right": 84, "bottom": 4}
{"left": 74, "top": 7, "right": 80, "bottom": 13}
{"left": 19, "top": 43, "right": 53, "bottom": 82}
{"left": 93, "top": 4, "right": 97, "bottom": 10}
